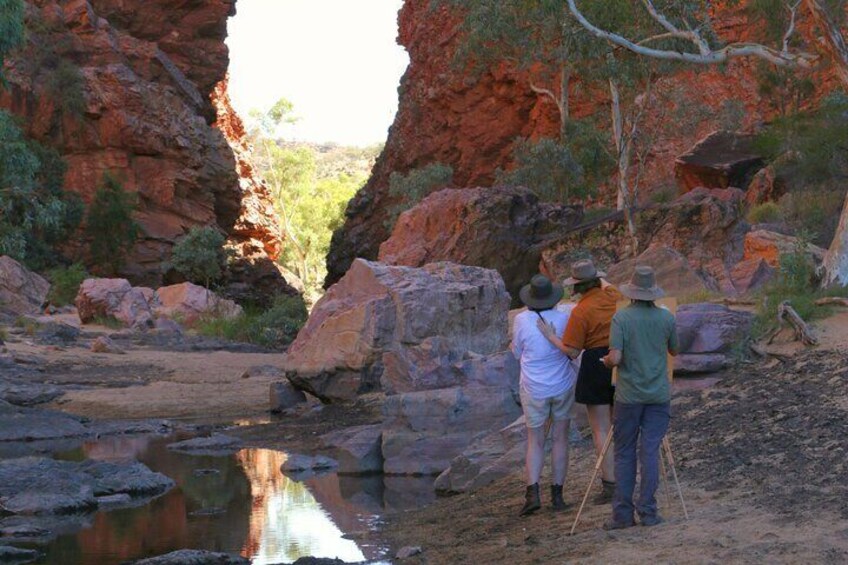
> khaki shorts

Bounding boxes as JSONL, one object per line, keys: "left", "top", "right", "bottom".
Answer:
{"left": 520, "top": 387, "right": 576, "bottom": 429}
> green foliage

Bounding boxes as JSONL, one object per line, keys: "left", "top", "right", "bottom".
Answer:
{"left": 46, "top": 59, "right": 85, "bottom": 117}
{"left": 496, "top": 138, "right": 585, "bottom": 203}
{"left": 0, "top": 0, "right": 24, "bottom": 85}
{"left": 85, "top": 173, "right": 139, "bottom": 275}
{"left": 247, "top": 99, "right": 377, "bottom": 299}
{"left": 92, "top": 315, "right": 123, "bottom": 329}
{"left": 649, "top": 186, "right": 676, "bottom": 205}
{"left": 751, "top": 235, "right": 848, "bottom": 336}
{"left": 46, "top": 263, "right": 88, "bottom": 306}
{"left": 384, "top": 163, "right": 454, "bottom": 230}
{"left": 777, "top": 189, "right": 845, "bottom": 246}
{"left": 170, "top": 227, "right": 228, "bottom": 288}
{"left": 195, "top": 294, "right": 307, "bottom": 349}
{"left": 747, "top": 202, "right": 783, "bottom": 225}
{"left": 0, "top": 110, "right": 82, "bottom": 269}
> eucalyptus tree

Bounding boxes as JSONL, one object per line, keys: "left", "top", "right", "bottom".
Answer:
{"left": 566, "top": 0, "right": 848, "bottom": 284}
{"left": 437, "top": 0, "right": 686, "bottom": 247}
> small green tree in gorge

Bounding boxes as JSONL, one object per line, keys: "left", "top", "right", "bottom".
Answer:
{"left": 0, "top": 111, "right": 82, "bottom": 268}
{"left": 85, "top": 173, "right": 139, "bottom": 275}
{"left": 0, "top": 0, "right": 25, "bottom": 85}
{"left": 384, "top": 163, "right": 454, "bottom": 231}
{"left": 170, "top": 227, "right": 229, "bottom": 288}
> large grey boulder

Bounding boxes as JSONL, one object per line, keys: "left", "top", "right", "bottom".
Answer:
{"left": 167, "top": 435, "right": 242, "bottom": 456}
{"left": 284, "top": 260, "right": 511, "bottom": 402}
{"left": 607, "top": 245, "right": 709, "bottom": 298}
{"left": 75, "top": 278, "right": 155, "bottom": 327}
{"left": 381, "top": 386, "right": 521, "bottom": 475}
{"left": 0, "top": 256, "right": 49, "bottom": 316}
{"left": 675, "top": 303, "right": 753, "bottom": 374}
{"left": 319, "top": 424, "right": 383, "bottom": 474}
{"left": 0, "top": 402, "right": 89, "bottom": 441}
{"left": 435, "top": 415, "right": 527, "bottom": 494}
{"left": 269, "top": 380, "right": 307, "bottom": 413}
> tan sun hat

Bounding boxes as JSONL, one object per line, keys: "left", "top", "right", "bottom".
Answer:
{"left": 620, "top": 265, "right": 665, "bottom": 301}
{"left": 562, "top": 259, "right": 606, "bottom": 286}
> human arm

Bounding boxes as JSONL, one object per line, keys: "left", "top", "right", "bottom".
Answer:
{"left": 536, "top": 318, "right": 582, "bottom": 359}
{"left": 602, "top": 315, "right": 624, "bottom": 368}
{"left": 668, "top": 315, "right": 680, "bottom": 356}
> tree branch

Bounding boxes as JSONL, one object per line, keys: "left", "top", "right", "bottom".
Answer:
{"left": 529, "top": 80, "right": 564, "bottom": 116}
{"left": 783, "top": 1, "right": 803, "bottom": 53}
{"left": 567, "top": 0, "right": 815, "bottom": 68}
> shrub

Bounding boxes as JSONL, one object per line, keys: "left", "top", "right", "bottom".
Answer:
{"left": 170, "top": 227, "right": 228, "bottom": 288}
{"left": 747, "top": 202, "right": 783, "bottom": 225}
{"left": 649, "top": 186, "right": 676, "bottom": 205}
{"left": 85, "top": 173, "right": 138, "bottom": 275}
{"left": 778, "top": 189, "right": 845, "bottom": 247}
{"left": 384, "top": 163, "right": 454, "bottom": 230}
{"left": 46, "top": 263, "right": 88, "bottom": 306}
{"left": 496, "top": 138, "right": 585, "bottom": 203}
{"left": 195, "top": 294, "right": 307, "bottom": 349}
{"left": 47, "top": 59, "right": 85, "bottom": 117}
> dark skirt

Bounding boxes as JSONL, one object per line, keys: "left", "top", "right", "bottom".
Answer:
{"left": 575, "top": 346, "right": 615, "bottom": 406}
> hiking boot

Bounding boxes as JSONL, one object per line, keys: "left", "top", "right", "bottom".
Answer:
{"left": 602, "top": 518, "right": 635, "bottom": 531}
{"left": 550, "top": 484, "right": 569, "bottom": 512}
{"left": 519, "top": 483, "right": 541, "bottom": 516}
{"left": 640, "top": 514, "right": 664, "bottom": 527}
{"left": 592, "top": 479, "right": 616, "bottom": 505}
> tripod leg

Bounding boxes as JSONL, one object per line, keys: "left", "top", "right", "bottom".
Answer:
{"left": 659, "top": 447, "right": 672, "bottom": 511}
{"left": 570, "top": 424, "right": 614, "bottom": 536}
{"left": 662, "top": 437, "right": 689, "bottom": 520}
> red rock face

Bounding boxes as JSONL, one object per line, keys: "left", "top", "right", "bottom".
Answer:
{"left": 0, "top": 0, "right": 281, "bottom": 288}
{"left": 326, "top": 0, "right": 840, "bottom": 286}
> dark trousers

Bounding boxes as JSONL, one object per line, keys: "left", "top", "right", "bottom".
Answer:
{"left": 612, "top": 402, "right": 671, "bottom": 524}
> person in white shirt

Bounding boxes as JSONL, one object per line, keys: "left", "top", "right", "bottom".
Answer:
{"left": 511, "top": 275, "right": 578, "bottom": 516}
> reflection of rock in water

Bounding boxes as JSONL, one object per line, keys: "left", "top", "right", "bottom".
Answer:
{"left": 235, "top": 450, "right": 367, "bottom": 564}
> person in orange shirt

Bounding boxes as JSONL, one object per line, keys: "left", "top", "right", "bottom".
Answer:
{"left": 539, "top": 259, "right": 621, "bottom": 504}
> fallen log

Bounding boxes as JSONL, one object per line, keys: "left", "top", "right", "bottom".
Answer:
{"left": 766, "top": 300, "right": 818, "bottom": 346}
{"left": 814, "top": 296, "right": 848, "bottom": 307}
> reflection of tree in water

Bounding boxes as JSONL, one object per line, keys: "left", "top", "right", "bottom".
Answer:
{"left": 236, "top": 450, "right": 365, "bottom": 565}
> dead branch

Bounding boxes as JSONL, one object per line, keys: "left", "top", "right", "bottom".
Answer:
{"left": 766, "top": 300, "right": 818, "bottom": 346}
{"left": 749, "top": 343, "right": 793, "bottom": 361}
{"left": 814, "top": 296, "right": 848, "bottom": 307}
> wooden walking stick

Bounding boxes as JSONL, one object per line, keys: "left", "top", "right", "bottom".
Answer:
{"left": 662, "top": 437, "right": 689, "bottom": 520}
{"left": 659, "top": 448, "right": 672, "bottom": 511}
{"left": 570, "top": 425, "right": 614, "bottom": 535}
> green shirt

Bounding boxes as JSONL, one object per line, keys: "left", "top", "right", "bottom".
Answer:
{"left": 609, "top": 303, "right": 678, "bottom": 404}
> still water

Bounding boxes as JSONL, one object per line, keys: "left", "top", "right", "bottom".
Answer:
{"left": 31, "top": 434, "right": 435, "bottom": 564}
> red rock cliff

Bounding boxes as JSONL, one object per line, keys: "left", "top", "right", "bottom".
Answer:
{"left": 1, "top": 0, "right": 287, "bottom": 294}
{"left": 326, "top": 0, "right": 841, "bottom": 286}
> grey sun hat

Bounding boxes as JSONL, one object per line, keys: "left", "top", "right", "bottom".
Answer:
{"left": 620, "top": 266, "right": 666, "bottom": 301}
{"left": 519, "top": 275, "right": 564, "bottom": 310}
{"left": 562, "top": 259, "right": 606, "bottom": 286}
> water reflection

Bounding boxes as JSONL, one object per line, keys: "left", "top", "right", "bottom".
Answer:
{"left": 31, "top": 435, "right": 434, "bottom": 564}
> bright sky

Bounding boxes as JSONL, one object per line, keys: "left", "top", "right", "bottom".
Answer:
{"left": 226, "top": 0, "right": 409, "bottom": 147}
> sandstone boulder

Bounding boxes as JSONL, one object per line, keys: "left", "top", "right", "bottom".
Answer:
{"left": 606, "top": 245, "right": 709, "bottom": 298}
{"left": 0, "top": 256, "right": 49, "bottom": 316}
{"left": 674, "top": 304, "right": 753, "bottom": 374}
{"left": 434, "top": 415, "right": 527, "bottom": 494}
{"left": 167, "top": 435, "right": 242, "bottom": 456}
{"left": 731, "top": 258, "right": 775, "bottom": 294}
{"left": 155, "top": 283, "right": 242, "bottom": 324}
{"left": 284, "top": 260, "right": 510, "bottom": 402}
{"left": 378, "top": 186, "right": 582, "bottom": 304}
{"left": 132, "top": 550, "right": 249, "bottom": 565}
{"left": 743, "top": 229, "right": 826, "bottom": 267}
{"left": 90, "top": 336, "right": 125, "bottom": 355}
{"left": 319, "top": 424, "right": 383, "bottom": 474}
{"left": 745, "top": 163, "right": 786, "bottom": 205}
{"left": 75, "top": 279, "right": 155, "bottom": 327}
{"left": 674, "top": 353, "right": 730, "bottom": 375}
{"left": 381, "top": 386, "right": 521, "bottom": 475}
{"left": 674, "top": 131, "right": 764, "bottom": 193}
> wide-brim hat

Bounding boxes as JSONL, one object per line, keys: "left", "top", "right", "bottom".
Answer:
{"left": 520, "top": 275, "right": 564, "bottom": 310}
{"left": 562, "top": 259, "right": 606, "bottom": 286}
{"left": 620, "top": 265, "right": 665, "bottom": 301}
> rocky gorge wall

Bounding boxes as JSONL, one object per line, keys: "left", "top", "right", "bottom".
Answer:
{"left": 326, "top": 0, "right": 842, "bottom": 286}
{"left": 0, "top": 0, "right": 288, "bottom": 296}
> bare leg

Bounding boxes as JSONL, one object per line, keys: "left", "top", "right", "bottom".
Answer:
{"left": 551, "top": 418, "right": 570, "bottom": 485}
{"left": 586, "top": 404, "right": 615, "bottom": 482}
{"left": 525, "top": 424, "right": 546, "bottom": 485}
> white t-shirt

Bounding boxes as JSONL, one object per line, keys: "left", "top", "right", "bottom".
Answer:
{"left": 510, "top": 306, "right": 578, "bottom": 400}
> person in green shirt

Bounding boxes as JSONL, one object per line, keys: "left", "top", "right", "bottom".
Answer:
{"left": 601, "top": 266, "right": 679, "bottom": 529}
